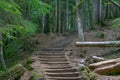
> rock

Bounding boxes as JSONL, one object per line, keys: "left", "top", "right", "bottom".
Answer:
{"left": 80, "top": 59, "right": 86, "bottom": 64}
{"left": 92, "top": 56, "right": 105, "bottom": 62}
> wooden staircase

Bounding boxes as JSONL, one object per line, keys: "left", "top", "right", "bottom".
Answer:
{"left": 37, "top": 52, "right": 81, "bottom": 80}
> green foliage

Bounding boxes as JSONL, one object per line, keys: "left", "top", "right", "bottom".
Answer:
{"left": 112, "top": 18, "right": 120, "bottom": 28}
{"left": 0, "top": 0, "right": 21, "bottom": 15}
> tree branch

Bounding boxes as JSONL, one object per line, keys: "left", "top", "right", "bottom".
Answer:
{"left": 109, "top": 0, "right": 120, "bottom": 8}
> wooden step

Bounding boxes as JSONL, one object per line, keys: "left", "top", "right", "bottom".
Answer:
{"left": 44, "top": 68, "right": 78, "bottom": 73}
{"left": 46, "top": 72, "right": 80, "bottom": 77}
{"left": 41, "top": 66, "right": 72, "bottom": 69}
{"left": 38, "top": 56, "right": 66, "bottom": 59}
{"left": 40, "top": 62, "right": 70, "bottom": 64}
{"left": 40, "top": 48, "right": 65, "bottom": 51}
{"left": 39, "top": 58, "right": 67, "bottom": 62}
{"left": 38, "top": 53, "right": 65, "bottom": 56}
{"left": 47, "top": 77, "right": 81, "bottom": 80}
{"left": 41, "top": 63, "right": 70, "bottom": 67}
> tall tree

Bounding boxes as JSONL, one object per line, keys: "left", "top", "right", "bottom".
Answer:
{"left": 66, "top": 0, "right": 69, "bottom": 32}
{"left": 92, "top": 0, "right": 99, "bottom": 24}
{"left": 43, "top": 0, "right": 50, "bottom": 33}
{"left": 55, "top": 0, "right": 59, "bottom": 33}
{"left": 76, "top": 0, "right": 84, "bottom": 41}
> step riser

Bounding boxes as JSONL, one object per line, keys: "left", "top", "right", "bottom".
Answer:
{"left": 39, "top": 57, "right": 67, "bottom": 60}
{"left": 38, "top": 54, "right": 65, "bottom": 56}
{"left": 40, "top": 62, "right": 69, "bottom": 64}
{"left": 46, "top": 73, "right": 79, "bottom": 77}
{"left": 45, "top": 69, "right": 77, "bottom": 73}
{"left": 48, "top": 78, "right": 80, "bottom": 80}
{"left": 39, "top": 59, "right": 67, "bottom": 62}
{"left": 42, "top": 66, "right": 72, "bottom": 69}
{"left": 38, "top": 56, "right": 66, "bottom": 57}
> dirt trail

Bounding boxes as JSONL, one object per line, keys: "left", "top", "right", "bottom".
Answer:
{"left": 31, "top": 34, "right": 82, "bottom": 80}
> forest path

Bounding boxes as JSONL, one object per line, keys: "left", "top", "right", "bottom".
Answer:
{"left": 31, "top": 34, "right": 81, "bottom": 80}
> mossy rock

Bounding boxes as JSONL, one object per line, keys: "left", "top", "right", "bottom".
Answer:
{"left": 0, "top": 64, "right": 25, "bottom": 80}
{"left": 79, "top": 64, "right": 97, "bottom": 80}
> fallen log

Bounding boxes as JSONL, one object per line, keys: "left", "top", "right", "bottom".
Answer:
{"left": 94, "top": 62, "right": 120, "bottom": 75}
{"left": 109, "top": 0, "right": 120, "bottom": 8}
{"left": 89, "top": 58, "right": 120, "bottom": 70}
{"left": 76, "top": 41, "right": 120, "bottom": 47}
{"left": 89, "top": 58, "right": 120, "bottom": 75}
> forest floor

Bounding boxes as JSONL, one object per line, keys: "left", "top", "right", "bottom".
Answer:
{"left": 21, "top": 26, "right": 120, "bottom": 80}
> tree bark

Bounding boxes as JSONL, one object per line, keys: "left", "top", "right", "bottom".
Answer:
{"left": 76, "top": 0, "right": 84, "bottom": 41}
{"left": 58, "top": 0, "right": 61, "bottom": 33}
{"left": 94, "top": 62, "right": 120, "bottom": 75}
{"left": 0, "top": 33, "right": 7, "bottom": 70}
{"left": 66, "top": 0, "right": 69, "bottom": 32}
{"left": 89, "top": 58, "right": 120, "bottom": 75}
{"left": 99, "top": 0, "right": 102, "bottom": 23}
{"left": 43, "top": 0, "right": 50, "bottom": 33}
{"left": 89, "top": 58, "right": 120, "bottom": 70}
{"left": 92, "top": 0, "right": 99, "bottom": 24}
{"left": 76, "top": 41, "right": 120, "bottom": 47}
{"left": 55, "top": 0, "right": 59, "bottom": 33}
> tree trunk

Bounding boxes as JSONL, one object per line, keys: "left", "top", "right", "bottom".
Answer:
{"left": 58, "top": 0, "right": 61, "bottom": 33}
{"left": 66, "top": 0, "right": 69, "bottom": 32}
{"left": 76, "top": 41, "right": 120, "bottom": 47}
{"left": 88, "top": 0, "right": 93, "bottom": 29}
{"left": 44, "top": 13, "right": 50, "bottom": 33}
{"left": 92, "top": 0, "right": 99, "bottom": 24}
{"left": 76, "top": 0, "right": 84, "bottom": 41}
{"left": 99, "top": 0, "right": 102, "bottom": 23}
{"left": 55, "top": 0, "right": 59, "bottom": 33}
{"left": 42, "top": 15, "right": 45, "bottom": 33}
{"left": 0, "top": 33, "right": 7, "bottom": 70}
{"left": 43, "top": 0, "right": 50, "bottom": 33}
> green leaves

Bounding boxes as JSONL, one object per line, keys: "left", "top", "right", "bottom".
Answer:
{"left": 0, "top": 0, "right": 21, "bottom": 15}
{"left": 31, "top": 0, "right": 51, "bottom": 18}
{"left": 112, "top": 18, "right": 120, "bottom": 28}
